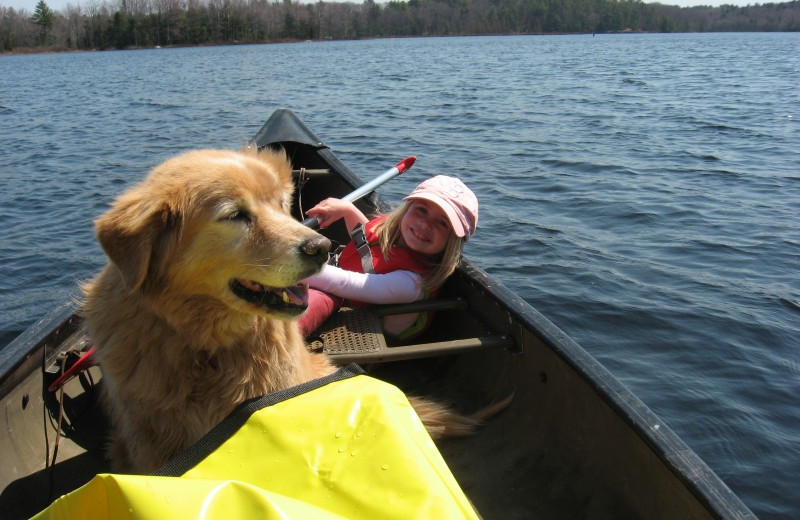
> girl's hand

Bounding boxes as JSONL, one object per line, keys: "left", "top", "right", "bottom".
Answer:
{"left": 305, "top": 198, "right": 351, "bottom": 228}
{"left": 306, "top": 198, "right": 367, "bottom": 231}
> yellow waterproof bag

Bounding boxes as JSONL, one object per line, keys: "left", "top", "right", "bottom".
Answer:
{"left": 33, "top": 365, "right": 479, "bottom": 519}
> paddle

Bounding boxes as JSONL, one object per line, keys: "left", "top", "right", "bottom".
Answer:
{"left": 301, "top": 156, "right": 416, "bottom": 229}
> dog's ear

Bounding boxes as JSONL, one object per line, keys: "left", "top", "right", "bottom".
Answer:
{"left": 95, "top": 189, "right": 174, "bottom": 292}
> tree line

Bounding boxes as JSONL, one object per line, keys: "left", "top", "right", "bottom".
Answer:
{"left": 2, "top": 0, "right": 799, "bottom": 52}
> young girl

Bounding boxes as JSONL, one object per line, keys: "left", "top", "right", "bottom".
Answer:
{"left": 298, "top": 175, "right": 479, "bottom": 340}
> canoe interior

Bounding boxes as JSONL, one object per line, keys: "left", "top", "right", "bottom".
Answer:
{"left": 0, "top": 110, "right": 753, "bottom": 520}
{"left": 0, "top": 274, "right": 737, "bottom": 520}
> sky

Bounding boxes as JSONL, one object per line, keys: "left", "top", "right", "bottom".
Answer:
{"left": 0, "top": 0, "right": 758, "bottom": 15}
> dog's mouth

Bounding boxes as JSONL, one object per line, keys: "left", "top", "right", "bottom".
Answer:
{"left": 230, "top": 279, "right": 309, "bottom": 315}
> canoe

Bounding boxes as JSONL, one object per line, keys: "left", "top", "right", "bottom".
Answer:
{"left": 0, "top": 109, "right": 755, "bottom": 519}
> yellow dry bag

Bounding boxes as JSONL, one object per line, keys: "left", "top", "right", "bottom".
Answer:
{"left": 33, "top": 364, "right": 479, "bottom": 519}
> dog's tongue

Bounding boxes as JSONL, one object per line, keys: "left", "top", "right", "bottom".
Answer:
{"left": 282, "top": 284, "right": 308, "bottom": 306}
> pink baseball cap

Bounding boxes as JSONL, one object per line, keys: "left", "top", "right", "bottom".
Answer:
{"left": 404, "top": 175, "right": 478, "bottom": 239}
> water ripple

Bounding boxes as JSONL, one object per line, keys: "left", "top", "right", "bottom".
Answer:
{"left": 2, "top": 33, "right": 799, "bottom": 519}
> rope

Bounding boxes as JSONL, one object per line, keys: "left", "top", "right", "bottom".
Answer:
{"left": 46, "top": 354, "right": 67, "bottom": 501}
{"left": 297, "top": 167, "right": 307, "bottom": 217}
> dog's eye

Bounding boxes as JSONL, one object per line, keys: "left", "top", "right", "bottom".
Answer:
{"left": 226, "top": 209, "right": 251, "bottom": 223}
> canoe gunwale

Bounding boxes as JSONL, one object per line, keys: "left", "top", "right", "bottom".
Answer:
{"left": 457, "top": 248, "right": 755, "bottom": 519}
{"left": 0, "top": 298, "right": 80, "bottom": 401}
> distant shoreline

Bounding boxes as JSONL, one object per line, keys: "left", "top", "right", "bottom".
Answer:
{"left": 0, "top": 31, "right": 673, "bottom": 57}
{"left": 1, "top": 38, "right": 310, "bottom": 56}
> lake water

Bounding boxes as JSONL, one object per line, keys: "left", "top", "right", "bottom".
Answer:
{"left": 1, "top": 33, "right": 798, "bottom": 518}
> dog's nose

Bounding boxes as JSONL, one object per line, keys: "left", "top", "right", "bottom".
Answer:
{"left": 300, "top": 235, "right": 331, "bottom": 262}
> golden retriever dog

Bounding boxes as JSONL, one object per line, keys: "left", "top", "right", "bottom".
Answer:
{"left": 81, "top": 148, "right": 476, "bottom": 474}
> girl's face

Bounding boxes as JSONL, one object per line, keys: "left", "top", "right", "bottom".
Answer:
{"left": 399, "top": 200, "right": 452, "bottom": 256}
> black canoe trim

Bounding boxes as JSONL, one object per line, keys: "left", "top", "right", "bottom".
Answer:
{"left": 457, "top": 258, "right": 755, "bottom": 519}
{"left": 251, "top": 108, "right": 328, "bottom": 150}
{"left": 0, "top": 298, "right": 79, "bottom": 400}
{"left": 151, "top": 364, "right": 365, "bottom": 478}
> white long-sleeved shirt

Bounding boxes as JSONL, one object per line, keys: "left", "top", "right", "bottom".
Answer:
{"left": 304, "top": 264, "right": 424, "bottom": 335}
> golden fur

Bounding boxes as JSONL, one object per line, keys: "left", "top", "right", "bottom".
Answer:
{"left": 82, "top": 148, "right": 474, "bottom": 474}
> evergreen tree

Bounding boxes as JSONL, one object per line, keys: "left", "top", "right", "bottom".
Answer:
{"left": 30, "top": 0, "right": 55, "bottom": 44}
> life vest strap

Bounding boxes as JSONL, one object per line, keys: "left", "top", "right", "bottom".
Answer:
{"left": 349, "top": 223, "right": 375, "bottom": 274}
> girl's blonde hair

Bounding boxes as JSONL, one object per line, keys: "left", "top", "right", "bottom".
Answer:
{"left": 374, "top": 201, "right": 465, "bottom": 292}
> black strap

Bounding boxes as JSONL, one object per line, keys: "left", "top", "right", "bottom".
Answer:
{"left": 350, "top": 223, "right": 375, "bottom": 274}
{"left": 327, "top": 241, "right": 344, "bottom": 266}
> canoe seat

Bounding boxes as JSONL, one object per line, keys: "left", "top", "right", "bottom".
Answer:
{"left": 306, "top": 297, "right": 513, "bottom": 363}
